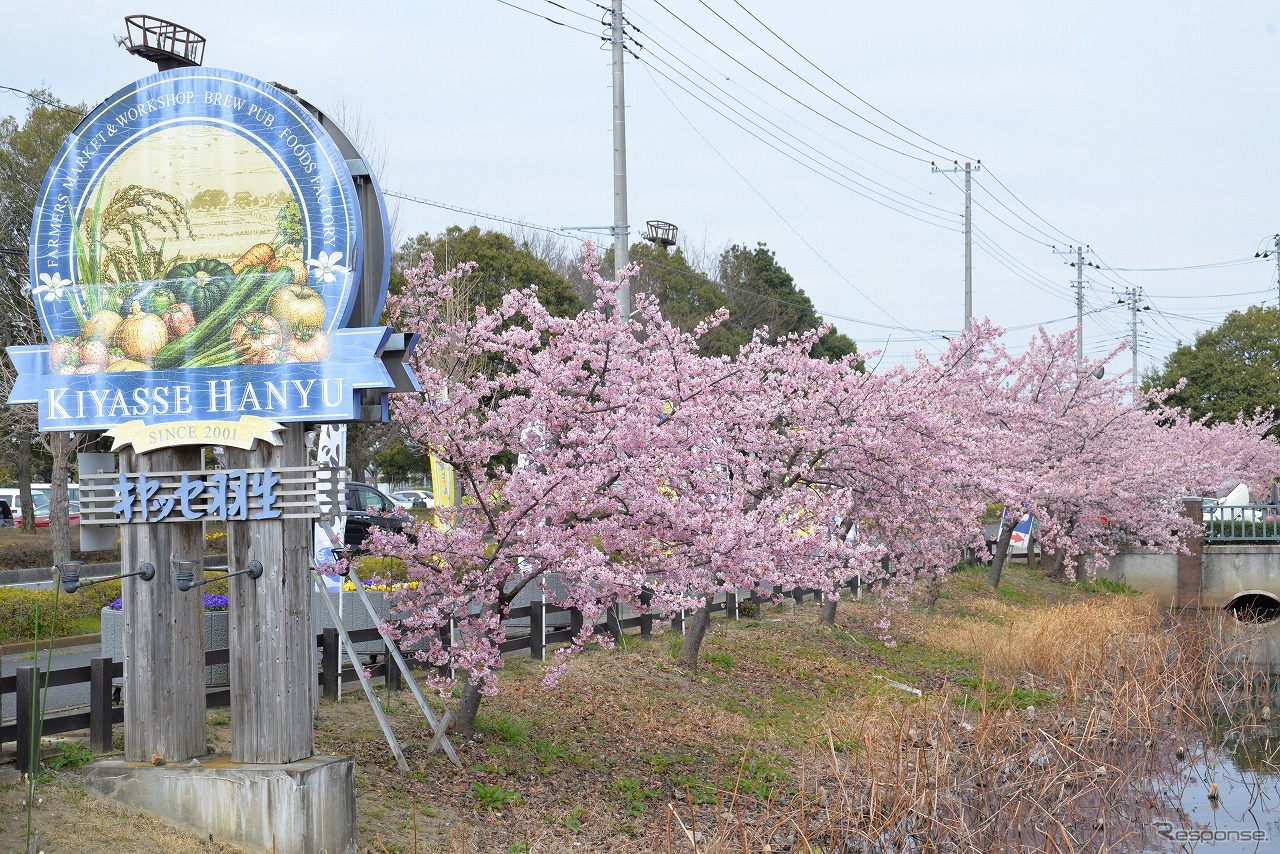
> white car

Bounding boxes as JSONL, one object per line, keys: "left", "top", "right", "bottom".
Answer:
{"left": 391, "top": 489, "right": 434, "bottom": 510}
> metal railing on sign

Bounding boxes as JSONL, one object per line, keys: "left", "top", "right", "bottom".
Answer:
{"left": 1202, "top": 498, "right": 1280, "bottom": 542}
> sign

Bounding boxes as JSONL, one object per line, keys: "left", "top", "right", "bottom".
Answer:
{"left": 80, "top": 464, "right": 342, "bottom": 525}
{"left": 8, "top": 67, "right": 410, "bottom": 439}
{"left": 113, "top": 468, "right": 280, "bottom": 522}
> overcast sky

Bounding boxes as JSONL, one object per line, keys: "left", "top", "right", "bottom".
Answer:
{"left": 5, "top": 1, "right": 1278, "bottom": 376}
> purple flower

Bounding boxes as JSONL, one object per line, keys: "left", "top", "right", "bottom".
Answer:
{"left": 110, "top": 594, "right": 228, "bottom": 611}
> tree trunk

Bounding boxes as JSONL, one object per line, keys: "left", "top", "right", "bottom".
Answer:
{"left": 821, "top": 597, "right": 838, "bottom": 625}
{"left": 49, "top": 432, "right": 71, "bottom": 566}
{"left": 452, "top": 675, "right": 484, "bottom": 738}
{"left": 1050, "top": 549, "right": 1068, "bottom": 580}
{"left": 676, "top": 602, "right": 712, "bottom": 671}
{"left": 987, "top": 515, "right": 1017, "bottom": 590}
{"left": 923, "top": 571, "right": 943, "bottom": 609}
{"left": 1026, "top": 529, "right": 1037, "bottom": 571}
{"left": 16, "top": 423, "right": 34, "bottom": 534}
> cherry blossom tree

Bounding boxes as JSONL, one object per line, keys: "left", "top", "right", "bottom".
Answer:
{"left": 373, "top": 245, "right": 840, "bottom": 731}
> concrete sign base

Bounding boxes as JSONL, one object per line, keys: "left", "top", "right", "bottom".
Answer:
{"left": 82, "top": 754, "right": 356, "bottom": 854}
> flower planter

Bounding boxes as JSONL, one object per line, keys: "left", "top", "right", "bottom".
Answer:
{"left": 314, "top": 589, "right": 389, "bottom": 656}
{"left": 100, "top": 607, "right": 230, "bottom": 688}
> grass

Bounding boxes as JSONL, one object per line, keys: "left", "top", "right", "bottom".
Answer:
{"left": 7, "top": 562, "right": 1266, "bottom": 853}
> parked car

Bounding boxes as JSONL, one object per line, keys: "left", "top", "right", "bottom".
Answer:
{"left": 344, "top": 483, "right": 411, "bottom": 553}
{"left": 391, "top": 489, "right": 434, "bottom": 510}
{"left": 0, "top": 499, "right": 13, "bottom": 528}
{"left": 13, "top": 496, "right": 81, "bottom": 528}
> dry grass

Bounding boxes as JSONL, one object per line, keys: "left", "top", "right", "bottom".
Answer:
{"left": 935, "top": 595, "right": 1158, "bottom": 687}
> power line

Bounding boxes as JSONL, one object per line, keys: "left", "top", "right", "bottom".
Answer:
{"left": 646, "top": 0, "right": 935, "bottom": 164}
{"left": 385, "top": 189, "right": 938, "bottom": 339}
{"left": 638, "top": 60, "right": 944, "bottom": 346}
{"left": 1109, "top": 257, "right": 1263, "bottom": 272}
{"left": 490, "top": 0, "right": 607, "bottom": 38}
{"left": 727, "top": 0, "right": 972, "bottom": 163}
{"left": 0, "top": 85, "right": 87, "bottom": 117}
{"left": 687, "top": 0, "right": 957, "bottom": 163}
{"left": 637, "top": 57, "right": 960, "bottom": 229}
{"left": 637, "top": 41, "right": 957, "bottom": 216}
{"left": 978, "top": 163, "right": 1082, "bottom": 247}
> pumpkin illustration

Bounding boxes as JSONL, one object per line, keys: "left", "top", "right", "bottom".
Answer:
{"left": 165, "top": 258, "right": 235, "bottom": 322}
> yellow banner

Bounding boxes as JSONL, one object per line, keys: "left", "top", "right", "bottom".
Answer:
{"left": 106, "top": 416, "right": 285, "bottom": 454}
{"left": 430, "top": 455, "right": 456, "bottom": 530}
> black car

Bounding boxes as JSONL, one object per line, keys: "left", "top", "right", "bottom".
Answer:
{"left": 343, "top": 483, "right": 411, "bottom": 552}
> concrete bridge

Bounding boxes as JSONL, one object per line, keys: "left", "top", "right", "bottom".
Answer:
{"left": 1099, "top": 498, "right": 1280, "bottom": 666}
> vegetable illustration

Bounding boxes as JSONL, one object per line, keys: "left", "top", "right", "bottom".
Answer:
{"left": 82, "top": 309, "right": 123, "bottom": 342}
{"left": 106, "top": 357, "right": 150, "bottom": 372}
{"left": 230, "top": 312, "right": 283, "bottom": 364}
{"left": 151, "top": 267, "right": 293, "bottom": 369}
{"left": 145, "top": 286, "right": 179, "bottom": 314}
{"left": 248, "top": 343, "right": 288, "bottom": 365}
{"left": 114, "top": 301, "right": 170, "bottom": 364}
{"left": 286, "top": 326, "right": 330, "bottom": 363}
{"left": 162, "top": 302, "right": 197, "bottom": 339}
{"left": 79, "top": 339, "right": 111, "bottom": 368}
{"left": 231, "top": 243, "right": 274, "bottom": 274}
{"left": 50, "top": 338, "right": 77, "bottom": 371}
{"left": 165, "top": 258, "right": 236, "bottom": 322}
{"left": 266, "top": 256, "right": 308, "bottom": 286}
{"left": 267, "top": 284, "right": 326, "bottom": 332}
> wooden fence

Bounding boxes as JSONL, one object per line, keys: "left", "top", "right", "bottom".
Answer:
{"left": 1, "top": 582, "right": 854, "bottom": 772}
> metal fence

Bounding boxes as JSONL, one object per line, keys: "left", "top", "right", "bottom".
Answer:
{"left": 1202, "top": 498, "right": 1280, "bottom": 543}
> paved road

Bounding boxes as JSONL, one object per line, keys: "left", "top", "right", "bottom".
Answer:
{"left": 1, "top": 642, "right": 100, "bottom": 720}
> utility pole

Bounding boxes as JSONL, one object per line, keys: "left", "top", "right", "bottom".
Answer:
{"left": 1121, "top": 286, "right": 1146, "bottom": 396}
{"left": 611, "top": 0, "right": 631, "bottom": 317}
{"left": 1054, "top": 244, "right": 1095, "bottom": 363}
{"left": 1075, "top": 245, "right": 1084, "bottom": 363}
{"left": 932, "top": 160, "right": 980, "bottom": 333}
{"left": 1274, "top": 234, "right": 1280, "bottom": 308}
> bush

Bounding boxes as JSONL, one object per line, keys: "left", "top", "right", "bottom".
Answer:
{"left": 0, "top": 581, "right": 121, "bottom": 645}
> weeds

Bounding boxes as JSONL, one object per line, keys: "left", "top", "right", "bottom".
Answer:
{"left": 45, "top": 742, "right": 94, "bottom": 772}
{"left": 470, "top": 781, "right": 524, "bottom": 810}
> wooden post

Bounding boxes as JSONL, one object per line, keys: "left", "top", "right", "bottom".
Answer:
{"left": 226, "top": 425, "right": 313, "bottom": 764}
{"left": 321, "top": 627, "right": 340, "bottom": 702}
{"left": 792, "top": 587, "right": 804, "bottom": 606}
{"left": 120, "top": 446, "right": 206, "bottom": 763}
{"left": 570, "top": 607, "right": 584, "bottom": 639}
{"left": 725, "top": 591, "right": 738, "bottom": 620}
{"left": 672, "top": 609, "right": 685, "bottom": 635}
{"left": 15, "top": 665, "right": 36, "bottom": 774}
{"left": 90, "top": 657, "right": 114, "bottom": 753}
{"left": 529, "top": 597, "right": 545, "bottom": 661}
{"left": 639, "top": 588, "right": 653, "bottom": 638}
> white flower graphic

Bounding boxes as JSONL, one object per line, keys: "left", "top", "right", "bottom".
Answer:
{"left": 32, "top": 272, "right": 71, "bottom": 302}
{"left": 306, "top": 251, "right": 349, "bottom": 285}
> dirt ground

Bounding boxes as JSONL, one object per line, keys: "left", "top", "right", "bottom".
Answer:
{"left": 0, "top": 563, "right": 1134, "bottom": 853}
